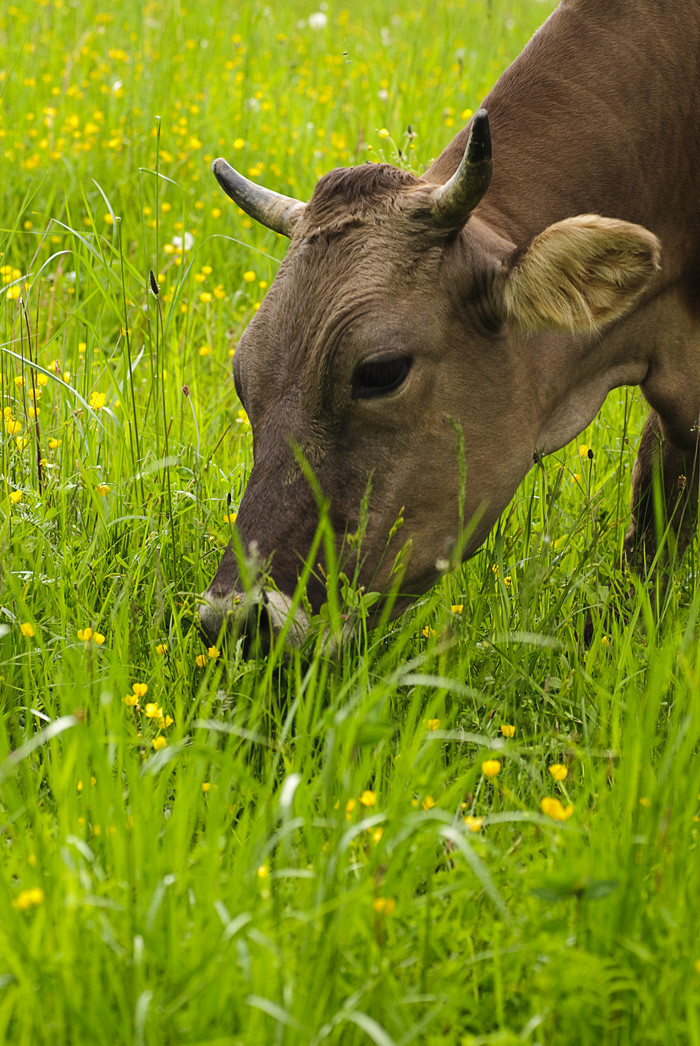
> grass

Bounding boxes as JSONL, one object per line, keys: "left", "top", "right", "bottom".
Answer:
{"left": 2, "top": 1, "right": 700, "bottom": 1043}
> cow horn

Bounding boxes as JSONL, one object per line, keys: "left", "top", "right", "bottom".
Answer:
{"left": 212, "top": 158, "right": 306, "bottom": 238}
{"left": 430, "top": 109, "right": 493, "bottom": 227}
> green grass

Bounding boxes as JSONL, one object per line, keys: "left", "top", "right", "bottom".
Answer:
{"left": 2, "top": 1, "right": 700, "bottom": 1043}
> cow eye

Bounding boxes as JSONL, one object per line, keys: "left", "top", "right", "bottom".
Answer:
{"left": 352, "top": 355, "right": 412, "bottom": 399}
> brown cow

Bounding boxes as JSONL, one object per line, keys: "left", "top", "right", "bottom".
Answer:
{"left": 200, "top": 0, "right": 700, "bottom": 650}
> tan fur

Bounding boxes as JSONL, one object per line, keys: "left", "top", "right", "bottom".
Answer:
{"left": 503, "top": 215, "right": 661, "bottom": 333}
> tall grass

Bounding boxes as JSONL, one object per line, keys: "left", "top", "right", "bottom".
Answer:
{"left": 2, "top": 1, "right": 700, "bottom": 1043}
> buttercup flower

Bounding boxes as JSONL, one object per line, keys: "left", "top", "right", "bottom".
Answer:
{"left": 12, "top": 887, "right": 44, "bottom": 911}
{"left": 481, "top": 760, "right": 501, "bottom": 778}
{"left": 500, "top": 724, "right": 515, "bottom": 738}
{"left": 20, "top": 622, "right": 35, "bottom": 638}
{"left": 540, "top": 797, "right": 574, "bottom": 821}
{"left": 549, "top": 764, "right": 568, "bottom": 781}
{"left": 372, "top": 896, "right": 396, "bottom": 915}
{"left": 464, "top": 815, "right": 484, "bottom": 832}
{"left": 359, "top": 790, "right": 376, "bottom": 807}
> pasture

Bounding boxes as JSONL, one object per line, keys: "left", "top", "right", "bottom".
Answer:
{"left": 2, "top": 1, "right": 700, "bottom": 1042}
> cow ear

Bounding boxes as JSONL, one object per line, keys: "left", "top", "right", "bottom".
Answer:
{"left": 502, "top": 215, "right": 660, "bottom": 333}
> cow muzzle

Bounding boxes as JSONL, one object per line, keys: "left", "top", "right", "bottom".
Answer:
{"left": 199, "top": 584, "right": 309, "bottom": 658}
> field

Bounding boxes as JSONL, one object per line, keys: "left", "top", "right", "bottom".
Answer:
{"left": 2, "top": 1, "right": 700, "bottom": 1043}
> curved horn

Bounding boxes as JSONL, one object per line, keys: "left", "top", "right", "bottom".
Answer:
{"left": 431, "top": 109, "right": 493, "bottom": 227}
{"left": 211, "top": 158, "right": 306, "bottom": 238}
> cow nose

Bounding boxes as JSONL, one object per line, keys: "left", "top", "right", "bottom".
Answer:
{"left": 198, "top": 591, "right": 272, "bottom": 653}
{"left": 199, "top": 588, "right": 309, "bottom": 657}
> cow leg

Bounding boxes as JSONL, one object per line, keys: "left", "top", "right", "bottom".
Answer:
{"left": 623, "top": 409, "right": 700, "bottom": 574}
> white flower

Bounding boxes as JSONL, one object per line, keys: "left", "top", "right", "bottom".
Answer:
{"left": 308, "top": 11, "right": 327, "bottom": 29}
{"left": 172, "top": 232, "right": 194, "bottom": 252}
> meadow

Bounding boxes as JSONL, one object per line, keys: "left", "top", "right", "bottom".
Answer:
{"left": 2, "top": 0, "right": 700, "bottom": 1043}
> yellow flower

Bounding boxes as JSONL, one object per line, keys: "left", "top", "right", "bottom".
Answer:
{"left": 144, "top": 703, "right": 163, "bottom": 719}
{"left": 195, "top": 653, "right": 207, "bottom": 667}
{"left": 549, "top": 763, "right": 568, "bottom": 782}
{"left": 198, "top": 344, "right": 212, "bottom": 356}
{"left": 202, "top": 782, "right": 211, "bottom": 793}
{"left": 5, "top": 420, "right": 21, "bottom": 435}
{"left": 224, "top": 512, "right": 238, "bottom": 524}
{"left": 421, "top": 795, "right": 435, "bottom": 810}
{"left": 155, "top": 643, "right": 167, "bottom": 655}
{"left": 152, "top": 736, "right": 167, "bottom": 751}
{"left": 77, "top": 627, "right": 93, "bottom": 642}
{"left": 242, "top": 270, "right": 256, "bottom": 283}
{"left": 425, "top": 718, "right": 440, "bottom": 731}
{"left": 11, "top": 887, "right": 44, "bottom": 911}
{"left": 207, "top": 646, "right": 220, "bottom": 660}
{"left": 345, "top": 797, "right": 357, "bottom": 816}
{"left": 464, "top": 815, "right": 484, "bottom": 832}
{"left": 422, "top": 625, "right": 436, "bottom": 639}
{"left": 450, "top": 604, "right": 463, "bottom": 614}
{"left": 371, "top": 826, "right": 383, "bottom": 843}
{"left": 14, "top": 375, "right": 25, "bottom": 388}
{"left": 89, "top": 391, "right": 106, "bottom": 410}
{"left": 233, "top": 138, "right": 245, "bottom": 150}
{"left": 540, "top": 797, "right": 574, "bottom": 821}
{"left": 372, "top": 896, "right": 396, "bottom": 915}
{"left": 256, "top": 864, "right": 269, "bottom": 879}
{"left": 378, "top": 128, "right": 390, "bottom": 138}
{"left": 481, "top": 759, "right": 501, "bottom": 778}
{"left": 359, "top": 790, "right": 376, "bottom": 807}
{"left": 601, "top": 635, "right": 610, "bottom": 647}
{"left": 96, "top": 484, "right": 110, "bottom": 496}
{"left": 47, "top": 438, "right": 61, "bottom": 449}
{"left": 124, "top": 694, "right": 138, "bottom": 707}
{"left": 20, "top": 622, "right": 35, "bottom": 638}
{"left": 132, "top": 683, "right": 148, "bottom": 698}
{"left": 9, "top": 490, "right": 23, "bottom": 504}
{"left": 639, "top": 797, "right": 651, "bottom": 807}
{"left": 500, "top": 724, "right": 515, "bottom": 738}
{"left": 578, "top": 443, "right": 589, "bottom": 457}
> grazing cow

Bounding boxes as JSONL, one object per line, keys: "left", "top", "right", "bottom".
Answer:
{"left": 200, "top": 0, "right": 700, "bottom": 650}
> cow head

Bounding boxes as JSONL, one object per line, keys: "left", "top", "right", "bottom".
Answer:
{"left": 200, "top": 111, "right": 660, "bottom": 651}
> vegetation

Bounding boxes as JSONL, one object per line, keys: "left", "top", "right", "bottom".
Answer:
{"left": 1, "top": 1, "right": 699, "bottom": 1042}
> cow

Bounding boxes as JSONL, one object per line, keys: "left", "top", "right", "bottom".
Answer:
{"left": 199, "top": 0, "right": 700, "bottom": 652}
